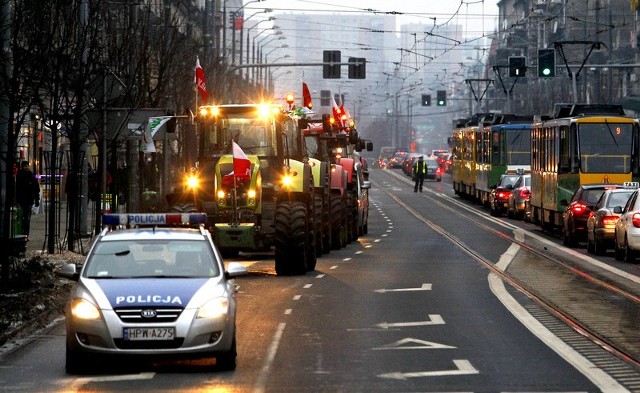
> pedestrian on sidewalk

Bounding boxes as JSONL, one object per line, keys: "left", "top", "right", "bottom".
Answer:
{"left": 16, "top": 160, "right": 40, "bottom": 237}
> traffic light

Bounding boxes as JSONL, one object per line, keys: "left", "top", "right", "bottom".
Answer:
{"left": 421, "top": 94, "right": 431, "bottom": 106}
{"left": 508, "top": 56, "right": 527, "bottom": 77}
{"left": 436, "top": 90, "right": 446, "bottom": 106}
{"left": 538, "top": 48, "right": 556, "bottom": 77}
{"left": 348, "top": 57, "right": 366, "bottom": 79}
{"left": 323, "top": 50, "right": 341, "bottom": 79}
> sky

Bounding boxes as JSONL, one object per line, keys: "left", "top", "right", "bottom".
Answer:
{"left": 247, "top": 0, "right": 500, "bottom": 38}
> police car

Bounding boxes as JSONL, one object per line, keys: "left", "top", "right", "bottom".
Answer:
{"left": 58, "top": 213, "right": 247, "bottom": 373}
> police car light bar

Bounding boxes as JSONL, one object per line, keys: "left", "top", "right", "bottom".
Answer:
{"left": 102, "top": 213, "right": 207, "bottom": 226}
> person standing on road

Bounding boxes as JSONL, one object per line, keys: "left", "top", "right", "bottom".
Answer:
{"left": 413, "top": 155, "right": 427, "bottom": 192}
{"left": 15, "top": 160, "right": 40, "bottom": 237}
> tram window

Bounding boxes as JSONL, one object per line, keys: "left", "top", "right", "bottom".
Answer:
{"left": 578, "top": 123, "right": 632, "bottom": 173}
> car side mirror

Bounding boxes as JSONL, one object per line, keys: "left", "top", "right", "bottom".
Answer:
{"left": 505, "top": 184, "right": 514, "bottom": 190}
{"left": 559, "top": 199, "right": 569, "bottom": 206}
{"left": 362, "top": 180, "right": 371, "bottom": 189}
{"left": 58, "top": 263, "right": 80, "bottom": 281}
{"left": 613, "top": 206, "right": 623, "bottom": 214}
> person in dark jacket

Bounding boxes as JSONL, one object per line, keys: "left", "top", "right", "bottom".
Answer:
{"left": 413, "top": 156, "right": 427, "bottom": 192}
{"left": 15, "top": 161, "right": 40, "bottom": 236}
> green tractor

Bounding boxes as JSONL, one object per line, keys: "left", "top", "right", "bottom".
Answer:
{"left": 184, "top": 103, "right": 317, "bottom": 275}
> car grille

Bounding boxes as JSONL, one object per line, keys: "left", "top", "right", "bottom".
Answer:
{"left": 115, "top": 307, "right": 183, "bottom": 323}
{"left": 114, "top": 338, "right": 185, "bottom": 350}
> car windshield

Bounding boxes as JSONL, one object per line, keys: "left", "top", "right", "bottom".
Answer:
{"left": 500, "top": 175, "right": 519, "bottom": 187}
{"left": 84, "top": 240, "right": 219, "bottom": 279}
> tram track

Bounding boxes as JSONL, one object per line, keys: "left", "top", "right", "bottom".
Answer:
{"left": 373, "top": 169, "right": 640, "bottom": 373}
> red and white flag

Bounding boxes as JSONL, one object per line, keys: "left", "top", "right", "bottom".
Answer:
{"left": 331, "top": 95, "right": 343, "bottom": 127}
{"left": 195, "top": 56, "right": 208, "bottom": 102}
{"left": 222, "top": 141, "right": 251, "bottom": 185}
{"left": 302, "top": 82, "right": 312, "bottom": 109}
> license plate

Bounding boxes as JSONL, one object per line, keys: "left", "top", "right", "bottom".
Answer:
{"left": 123, "top": 327, "right": 175, "bottom": 341}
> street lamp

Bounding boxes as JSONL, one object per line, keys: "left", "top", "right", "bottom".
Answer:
{"left": 239, "top": 9, "right": 273, "bottom": 66}
{"left": 223, "top": 0, "right": 264, "bottom": 60}
{"left": 252, "top": 28, "right": 280, "bottom": 82}
{"left": 245, "top": 17, "right": 275, "bottom": 68}
{"left": 265, "top": 43, "right": 288, "bottom": 59}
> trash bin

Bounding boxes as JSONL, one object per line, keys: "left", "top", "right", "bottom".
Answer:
{"left": 10, "top": 206, "right": 27, "bottom": 257}
{"left": 11, "top": 206, "right": 23, "bottom": 237}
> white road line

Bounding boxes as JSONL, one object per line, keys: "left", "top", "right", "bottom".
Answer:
{"left": 303, "top": 284, "right": 313, "bottom": 289}
{"left": 284, "top": 309, "right": 292, "bottom": 315}
{"left": 330, "top": 265, "right": 338, "bottom": 269}
{"left": 355, "top": 251, "right": 363, "bottom": 255}
{"left": 378, "top": 359, "right": 479, "bottom": 380}
{"left": 316, "top": 274, "right": 325, "bottom": 278}
{"left": 292, "top": 295, "right": 301, "bottom": 301}
{"left": 489, "top": 247, "right": 628, "bottom": 391}
{"left": 253, "top": 322, "right": 286, "bottom": 393}
{"left": 343, "top": 257, "right": 352, "bottom": 261}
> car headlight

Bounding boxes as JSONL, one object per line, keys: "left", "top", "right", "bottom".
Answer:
{"left": 70, "top": 298, "right": 101, "bottom": 320}
{"left": 197, "top": 297, "right": 229, "bottom": 319}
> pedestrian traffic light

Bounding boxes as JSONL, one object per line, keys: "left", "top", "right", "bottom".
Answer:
{"left": 436, "top": 90, "right": 446, "bottom": 106}
{"left": 508, "top": 56, "right": 527, "bottom": 77}
{"left": 348, "top": 57, "right": 366, "bottom": 79}
{"left": 323, "top": 50, "right": 341, "bottom": 79}
{"left": 421, "top": 94, "right": 431, "bottom": 106}
{"left": 538, "top": 48, "right": 555, "bottom": 78}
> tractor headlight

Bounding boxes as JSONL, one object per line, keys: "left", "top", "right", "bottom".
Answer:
{"left": 186, "top": 174, "right": 200, "bottom": 190}
{"left": 282, "top": 174, "right": 293, "bottom": 188}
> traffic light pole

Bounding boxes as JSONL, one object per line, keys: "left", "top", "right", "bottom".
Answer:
{"left": 492, "top": 65, "right": 522, "bottom": 113}
{"left": 464, "top": 78, "right": 493, "bottom": 115}
{"left": 554, "top": 41, "right": 603, "bottom": 104}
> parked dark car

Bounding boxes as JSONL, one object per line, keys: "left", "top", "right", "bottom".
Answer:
{"left": 562, "top": 183, "right": 623, "bottom": 247}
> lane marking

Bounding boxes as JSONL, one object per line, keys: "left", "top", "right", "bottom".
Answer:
{"left": 378, "top": 359, "right": 479, "bottom": 380}
{"left": 303, "top": 284, "right": 312, "bottom": 289}
{"left": 376, "top": 314, "right": 445, "bottom": 329}
{"left": 66, "top": 373, "right": 155, "bottom": 391}
{"left": 375, "top": 283, "right": 432, "bottom": 293}
{"left": 343, "top": 257, "right": 352, "bottom": 261}
{"left": 316, "top": 274, "right": 325, "bottom": 278}
{"left": 330, "top": 265, "right": 338, "bottom": 270}
{"left": 489, "top": 247, "right": 627, "bottom": 391}
{"left": 355, "top": 251, "right": 363, "bottom": 255}
{"left": 373, "top": 338, "right": 456, "bottom": 350}
{"left": 284, "top": 309, "right": 292, "bottom": 315}
{"left": 253, "top": 322, "right": 286, "bottom": 393}
{"left": 292, "top": 295, "right": 301, "bottom": 301}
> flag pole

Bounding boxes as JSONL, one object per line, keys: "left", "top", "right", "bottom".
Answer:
{"left": 232, "top": 139, "right": 239, "bottom": 226}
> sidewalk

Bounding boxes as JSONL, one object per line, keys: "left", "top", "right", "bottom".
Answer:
{"left": 25, "top": 203, "right": 96, "bottom": 255}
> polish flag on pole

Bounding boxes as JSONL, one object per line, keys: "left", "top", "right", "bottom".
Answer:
{"left": 222, "top": 141, "right": 251, "bottom": 185}
{"left": 302, "top": 82, "right": 313, "bottom": 109}
{"left": 195, "top": 56, "right": 208, "bottom": 102}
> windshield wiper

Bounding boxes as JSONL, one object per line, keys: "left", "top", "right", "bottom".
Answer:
{"left": 603, "top": 119, "right": 619, "bottom": 146}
